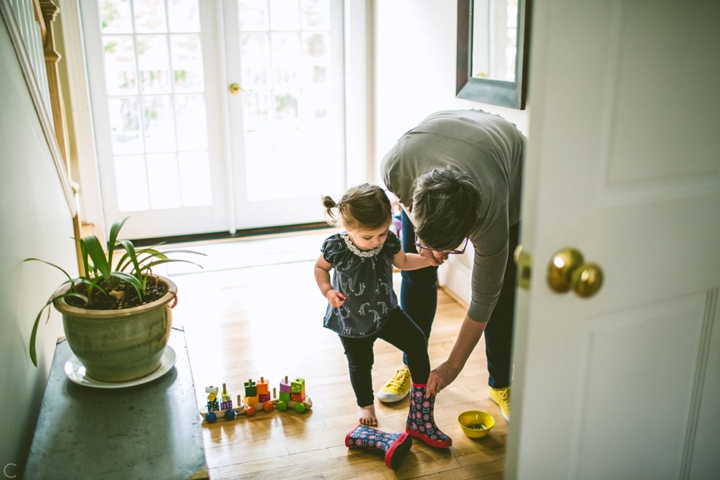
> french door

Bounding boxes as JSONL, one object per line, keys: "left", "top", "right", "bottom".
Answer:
{"left": 81, "top": 0, "right": 345, "bottom": 239}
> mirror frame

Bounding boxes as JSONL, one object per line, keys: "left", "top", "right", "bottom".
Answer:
{"left": 456, "top": 0, "right": 531, "bottom": 109}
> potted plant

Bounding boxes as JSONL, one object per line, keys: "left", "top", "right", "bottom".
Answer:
{"left": 26, "top": 216, "right": 203, "bottom": 382}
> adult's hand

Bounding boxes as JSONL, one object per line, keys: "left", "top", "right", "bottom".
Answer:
{"left": 426, "top": 361, "right": 461, "bottom": 397}
{"left": 418, "top": 247, "right": 448, "bottom": 266}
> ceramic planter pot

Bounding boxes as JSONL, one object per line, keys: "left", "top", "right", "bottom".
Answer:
{"left": 53, "top": 276, "right": 177, "bottom": 383}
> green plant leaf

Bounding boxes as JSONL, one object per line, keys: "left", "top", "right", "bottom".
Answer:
{"left": 76, "top": 237, "right": 91, "bottom": 281}
{"left": 142, "top": 258, "right": 204, "bottom": 272}
{"left": 86, "top": 276, "right": 109, "bottom": 303}
{"left": 29, "top": 291, "right": 88, "bottom": 367}
{"left": 107, "top": 216, "right": 130, "bottom": 269}
{"left": 119, "top": 240, "right": 141, "bottom": 276}
{"left": 82, "top": 236, "right": 111, "bottom": 280}
{"left": 23, "top": 258, "right": 73, "bottom": 283}
{"left": 110, "top": 272, "right": 144, "bottom": 300}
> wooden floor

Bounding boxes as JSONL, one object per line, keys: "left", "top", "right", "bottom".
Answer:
{"left": 169, "top": 235, "right": 507, "bottom": 479}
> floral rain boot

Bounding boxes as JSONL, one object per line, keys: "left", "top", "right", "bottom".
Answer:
{"left": 405, "top": 383, "right": 452, "bottom": 448}
{"left": 345, "top": 424, "right": 413, "bottom": 470}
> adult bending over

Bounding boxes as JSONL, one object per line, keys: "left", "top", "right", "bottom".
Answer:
{"left": 378, "top": 109, "right": 525, "bottom": 422}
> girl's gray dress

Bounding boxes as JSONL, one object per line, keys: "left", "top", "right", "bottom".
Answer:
{"left": 321, "top": 231, "right": 401, "bottom": 338}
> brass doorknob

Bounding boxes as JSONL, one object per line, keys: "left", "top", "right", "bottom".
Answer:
{"left": 547, "top": 248, "right": 603, "bottom": 298}
{"left": 514, "top": 245, "right": 532, "bottom": 290}
{"left": 229, "top": 83, "right": 242, "bottom": 94}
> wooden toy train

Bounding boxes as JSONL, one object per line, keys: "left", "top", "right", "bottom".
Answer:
{"left": 199, "top": 376, "right": 312, "bottom": 424}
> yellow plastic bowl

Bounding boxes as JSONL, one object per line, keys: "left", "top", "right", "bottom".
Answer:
{"left": 458, "top": 410, "right": 495, "bottom": 439}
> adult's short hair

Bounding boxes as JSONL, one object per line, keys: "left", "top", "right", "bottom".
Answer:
{"left": 412, "top": 166, "right": 481, "bottom": 251}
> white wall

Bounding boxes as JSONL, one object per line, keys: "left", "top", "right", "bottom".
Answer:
{"left": 373, "top": 0, "right": 530, "bottom": 304}
{"left": 0, "top": 19, "right": 77, "bottom": 475}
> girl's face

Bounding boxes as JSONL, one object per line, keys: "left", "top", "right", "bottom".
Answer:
{"left": 346, "top": 221, "right": 391, "bottom": 251}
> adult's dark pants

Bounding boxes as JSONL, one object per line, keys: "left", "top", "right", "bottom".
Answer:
{"left": 400, "top": 210, "right": 519, "bottom": 389}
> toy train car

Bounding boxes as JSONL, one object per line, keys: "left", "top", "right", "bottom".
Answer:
{"left": 199, "top": 376, "right": 312, "bottom": 424}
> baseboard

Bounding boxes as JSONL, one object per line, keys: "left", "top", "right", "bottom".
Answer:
{"left": 440, "top": 285, "right": 469, "bottom": 309}
{"left": 437, "top": 256, "right": 472, "bottom": 307}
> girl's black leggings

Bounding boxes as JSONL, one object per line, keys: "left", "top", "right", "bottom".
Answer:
{"left": 339, "top": 307, "right": 429, "bottom": 407}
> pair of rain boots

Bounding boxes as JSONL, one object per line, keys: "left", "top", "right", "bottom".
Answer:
{"left": 345, "top": 383, "right": 451, "bottom": 470}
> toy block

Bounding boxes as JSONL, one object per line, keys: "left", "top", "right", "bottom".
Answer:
{"left": 257, "top": 377, "right": 269, "bottom": 395}
{"left": 221, "top": 383, "right": 231, "bottom": 403}
{"left": 220, "top": 401, "right": 233, "bottom": 410}
{"left": 205, "top": 385, "right": 219, "bottom": 402}
{"left": 279, "top": 391, "right": 291, "bottom": 402}
{"left": 291, "top": 392, "right": 305, "bottom": 402}
{"left": 291, "top": 378, "right": 305, "bottom": 394}
{"left": 207, "top": 400, "right": 219, "bottom": 411}
{"left": 244, "top": 379, "right": 257, "bottom": 397}
{"left": 280, "top": 376, "right": 292, "bottom": 393}
{"left": 259, "top": 393, "right": 271, "bottom": 403}
{"left": 245, "top": 395, "right": 259, "bottom": 406}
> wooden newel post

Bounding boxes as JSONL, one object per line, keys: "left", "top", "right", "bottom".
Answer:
{"left": 39, "top": 0, "right": 70, "bottom": 174}
{"left": 38, "top": 0, "right": 84, "bottom": 276}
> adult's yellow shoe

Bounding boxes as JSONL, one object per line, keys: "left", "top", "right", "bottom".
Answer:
{"left": 488, "top": 386, "right": 511, "bottom": 422}
{"left": 376, "top": 366, "right": 411, "bottom": 403}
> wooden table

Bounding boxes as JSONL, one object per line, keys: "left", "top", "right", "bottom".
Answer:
{"left": 25, "top": 327, "right": 207, "bottom": 479}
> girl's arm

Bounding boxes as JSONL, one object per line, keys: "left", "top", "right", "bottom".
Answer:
{"left": 314, "top": 255, "right": 346, "bottom": 307}
{"left": 392, "top": 250, "right": 432, "bottom": 271}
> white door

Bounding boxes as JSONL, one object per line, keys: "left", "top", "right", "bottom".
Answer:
{"left": 224, "top": 0, "right": 346, "bottom": 230}
{"left": 508, "top": 2, "right": 720, "bottom": 479}
{"left": 81, "top": 0, "right": 345, "bottom": 239}
{"left": 81, "top": 0, "right": 231, "bottom": 239}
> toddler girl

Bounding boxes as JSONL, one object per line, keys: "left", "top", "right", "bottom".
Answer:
{"left": 314, "top": 183, "right": 451, "bottom": 448}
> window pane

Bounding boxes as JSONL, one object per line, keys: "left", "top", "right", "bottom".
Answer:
{"left": 100, "top": 0, "right": 133, "bottom": 33}
{"left": 174, "top": 94, "right": 208, "bottom": 150}
{"left": 136, "top": 35, "right": 171, "bottom": 93}
{"left": 108, "top": 97, "right": 143, "bottom": 154}
{"left": 103, "top": 36, "right": 137, "bottom": 94}
{"left": 168, "top": 0, "right": 200, "bottom": 32}
{"left": 114, "top": 155, "right": 150, "bottom": 211}
{"left": 170, "top": 34, "right": 204, "bottom": 92}
{"left": 133, "top": 0, "right": 167, "bottom": 33}
{"left": 146, "top": 153, "right": 182, "bottom": 208}
{"left": 302, "top": 32, "right": 329, "bottom": 84}
{"left": 272, "top": 32, "right": 300, "bottom": 86}
{"left": 238, "top": 0, "right": 269, "bottom": 30}
{"left": 240, "top": 33, "right": 270, "bottom": 88}
{"left": 269, "top": 0, "right": 299, "bottom": 30}
{"left": 300, "top": 0, "right": 330, "bottom": 30}
{"left": 178, "top": 151, "right": 212, "bottom": 206}
{"left": 300, "top": 86, "right": 327, "bottom": 118}
{"left": 274, "top": 91, "right": 298, "bottom": 119}
{"left": 143, "top": 96, "right": 176, "bottom": 152}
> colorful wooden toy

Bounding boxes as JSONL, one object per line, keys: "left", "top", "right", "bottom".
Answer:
{"left": 199, "top": 375, "right": 313, "bottom": 424}
{"left": 220, "top": 383, "right": 233, "bottom": 410}
{"left": 205, "top": 385, "right": 220, "bottom": 412}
